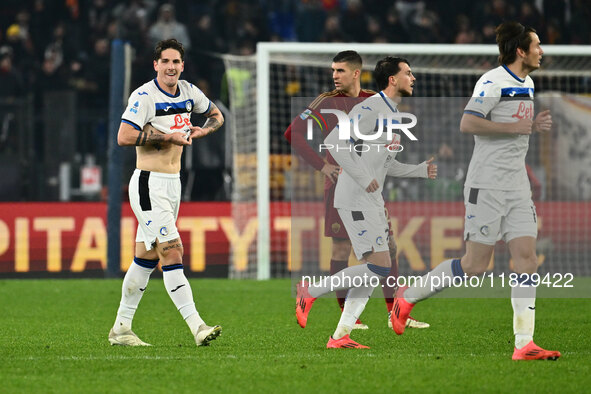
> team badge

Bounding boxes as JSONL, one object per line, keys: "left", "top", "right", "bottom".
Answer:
{"left": 331, "top": 222, "right": 341, "bottom": 234}
{"left": 376, "top": 236, "right": 384, "bottom": 246}
{"left": 480, "top": 225, "right": 489, "bottom": 236}
{"left": 160, "top": 226, "right": 169, "bottom": 236}
{"left": 185, "top": 100, "right": 192, "bottom": 112}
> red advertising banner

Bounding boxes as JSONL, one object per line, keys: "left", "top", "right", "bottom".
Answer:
{"left": 0, "top": 202, "right": 589, "bottom": 274}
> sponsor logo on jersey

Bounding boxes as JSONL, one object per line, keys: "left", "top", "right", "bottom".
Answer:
{"left": 138, "top": 91, "right": 148, "bottom": 96}
{"left": 358, "top": 230, "right": 367, "bottom": 236}
{"left": 466, "top": 215, "right": 475, "bottom": 219}
{"left": 145, "top": 220, "right": 152, "bottom": 226}
{"left": 482, "top": 80, "right": 493, "bottom": 84}
{"left": 511, "top": 101, "right": 534, "bottom": 120}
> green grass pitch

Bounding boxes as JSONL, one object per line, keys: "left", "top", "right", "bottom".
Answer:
{"left": 1, "top": 278, "right": 590, "bottom": 393}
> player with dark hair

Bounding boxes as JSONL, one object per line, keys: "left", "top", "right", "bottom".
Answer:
{"left": 108, "top": 38, "right": 224, "bottom": 347}
{"left": 390, "top": 22, "right": 561, "bottom": 361}
{"left": 285, "top": 51, "right": 429, "bottom": 330}
{"left": 296, "top": 57, "right": 437, "bottom": 348}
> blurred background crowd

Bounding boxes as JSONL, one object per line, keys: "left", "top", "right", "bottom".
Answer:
{"left": 0, "top": 0, "right": 588, "bottom": 201}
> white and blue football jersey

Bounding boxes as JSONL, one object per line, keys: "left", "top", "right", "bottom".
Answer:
{"left": 325, "top": 92, "right": 425, "bottom": 210}
{"left": 464, "top": 65, "right": 535, "bottom": 191}
{"left": 121, "top": 79, "right": 211, "bottom": 136}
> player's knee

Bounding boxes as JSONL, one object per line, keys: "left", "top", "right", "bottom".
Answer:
{"left": 364, "top": 250, "right": 391, "bottom": 268}
{"left": 158, "top": 238, "right": 184, "bottom": 265}
{"left": 514, "top": 252, "right": 538, "bottom": 274}
{"left": 460, "top": 254, "right": 488, "bottom": 276}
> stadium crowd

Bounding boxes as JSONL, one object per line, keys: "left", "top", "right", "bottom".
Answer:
{"left": 0, "top": 0, "right": 587, "bottom": 201}
{"left": 0, "top": 0, "right": 588, "bottom": 101}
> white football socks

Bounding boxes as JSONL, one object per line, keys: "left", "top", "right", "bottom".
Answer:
{"left": 308, "top": 263, "right": 385, "bottom": 298}
{"left": 512, "top": 281, "right": 536, "bottom": 349}
{"left": 333, "top": 285, "right": 375, "bottom": 339}
{"left": 163, "top": 266, "right": 205, "bottom": 336}
{"left": 114, "top": 261, "right": 155, "bottom": 334}
{"left": 404, "top": 259, "right": 463, "bottom": 303}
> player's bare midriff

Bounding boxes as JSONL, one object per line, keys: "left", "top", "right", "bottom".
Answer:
{"left": 136, "top": 128, "right": 183, "bottom": 174}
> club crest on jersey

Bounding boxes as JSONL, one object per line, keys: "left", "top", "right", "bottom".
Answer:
{"left": 185, "top": 100, "right": 192, "bottom": 112}
{"left": 480, "top": 225, "right": 489, "bottom": 236}
{"left": 376, "top": 236, "right": 384, "bottom": 246}
{"left": 331, "top": 222, "right": 341, "bottom": 234}
{"left": 160, "top": 226, "right": 169, "bottom": 236}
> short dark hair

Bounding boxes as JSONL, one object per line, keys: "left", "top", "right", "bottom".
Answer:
{"left": 495, "top": 22, "right": 536, "bottom": 65}
{"left": 332, "top": 50, "right": 362, "bottom": 69}
{"left": 373, "top": 56, "right": 409, "bottom": 91}
{"left": 153, "top": 38, "right": 185, "bottom": 62}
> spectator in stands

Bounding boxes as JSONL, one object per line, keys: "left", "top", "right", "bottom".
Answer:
{"left": 383, "top": 6, "right": 409, "bottom": 43}
{"left": 320, "top": 14, "right": 350, "bottom": 43}
{"left": 0, "top": 47, "right": 24, "bottom": 101}
{"left": 295, "top": 0, "right": 326, "bottom": 42}
{"left": 148, "top": 4, "right": 191, "bottom": 51}
{"left": 112, "top": 0, "right": 152, "bottom": 52}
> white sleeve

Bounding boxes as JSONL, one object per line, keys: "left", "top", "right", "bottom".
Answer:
{"left": 463, "top": 76, "right": 501, "bottom": 118}
{"left": 324, "top": 126, "right": 374, "bottom": 189}
{"left": 189, "top": 83, "right": 211, "bottom": 114}
{"left": 121, "top": 89, "right": 153, "bottom": 130}
{"left": 387, "top": 160, "right": 428, "bottom": 178}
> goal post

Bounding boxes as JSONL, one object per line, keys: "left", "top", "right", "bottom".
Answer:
{"left": 221, "top": 42, "right": 591, "bottom": 280}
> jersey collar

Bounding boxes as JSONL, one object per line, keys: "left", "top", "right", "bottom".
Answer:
{"left": 153, "top": 78, "right": 181, "bottom": 98}
{"left": 501, "top": 64, "right": 525, "bottom": 83}
{"left": 379, "top": 91, "right": 399, "bottom": 113}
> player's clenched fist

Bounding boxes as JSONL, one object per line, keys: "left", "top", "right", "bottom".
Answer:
{"left": 425, "top": 157, "right": 437, "bottom": 179}
{"left": 365, "top": 179, "right": 379, "bottom": 193}
{"left": 169, "top": 131, "right": 192, "bottom": 145}
{"left": 533, "top": 109, "right": 552, "bottom": 132}
{"left": 513, "top": 118, "right": 534, "bottom": 135}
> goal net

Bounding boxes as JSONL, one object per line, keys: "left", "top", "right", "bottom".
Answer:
{"left": 222, "top": 43, "right": 591, "bottom": 283}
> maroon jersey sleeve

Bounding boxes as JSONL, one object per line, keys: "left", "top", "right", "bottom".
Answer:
{"left": 283, "top": 91, "right": 342, "bottom": 171}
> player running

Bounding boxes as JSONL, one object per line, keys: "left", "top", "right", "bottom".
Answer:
{"left": 389, "top": 22, "right": 560, "bottom": 361}
{"left": 285, "top": 51, "right": 429, "bottom": 330}
{"left": 296, "top": 57, "right": 437, "bottom": 348}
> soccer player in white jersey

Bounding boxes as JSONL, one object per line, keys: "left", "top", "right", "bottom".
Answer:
{"left": 296, "top": 57, "right": 437, "bottom": 348}
{"left": 108, "top": 39, "right": 224, "bottom": 347}
{"left": 390, "top": 22, "right": 561, "bottom": 361}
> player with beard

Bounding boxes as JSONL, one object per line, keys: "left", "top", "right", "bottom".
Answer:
{"left": 286, "top": 51, "right": 429, "bottom": 330}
